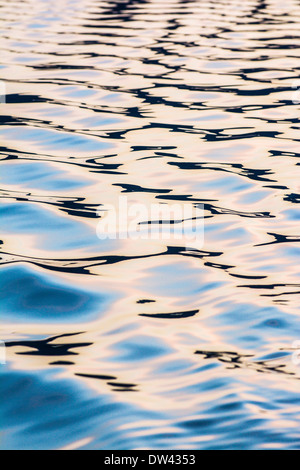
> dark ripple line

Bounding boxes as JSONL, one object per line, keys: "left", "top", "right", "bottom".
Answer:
{"left": 0, "top": 245, "right": 223, "bottom": 275}
{"left": 0, "top": 189, "right": 102, "bottom": 219}
{"left": 5, "top": 333, "right": 91, "bottom": 356}
{"left": 0, "top": 148, "right": 124, "bottom": 174}
{"left": 195, "top": 349, "right": 296, "bottom": 378}
{"left": 139, "top": 309, "right": 199, "bottom": 319}
{"left": 156, "top": 194, "right": 275, "bottom": 219}
{"left": 168, "top": 161, "right": 277, "bottom": 184}
{"left": 255, "top": 232, "right": 300, "bottom": 247}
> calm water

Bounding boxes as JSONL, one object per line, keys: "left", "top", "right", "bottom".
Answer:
{"left": 1, "top": 0, "right": 300, "bottom": 450}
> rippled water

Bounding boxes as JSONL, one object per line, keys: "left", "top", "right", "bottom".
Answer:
{"left": 1, "top": 0, "right": 300, "bottom": 450}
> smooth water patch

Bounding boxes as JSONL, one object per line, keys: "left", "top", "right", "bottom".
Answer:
{"left": 0, "top": 202, "right": 101, "bottom": 252}
{"left": 0, "top": 264, "right": 115, "bottom": 323}
{"left": 0, "top": 161, "right": 93, "bottom": 191}
{"left": 0, "top": 126, "right": 114, "bottom": 156}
